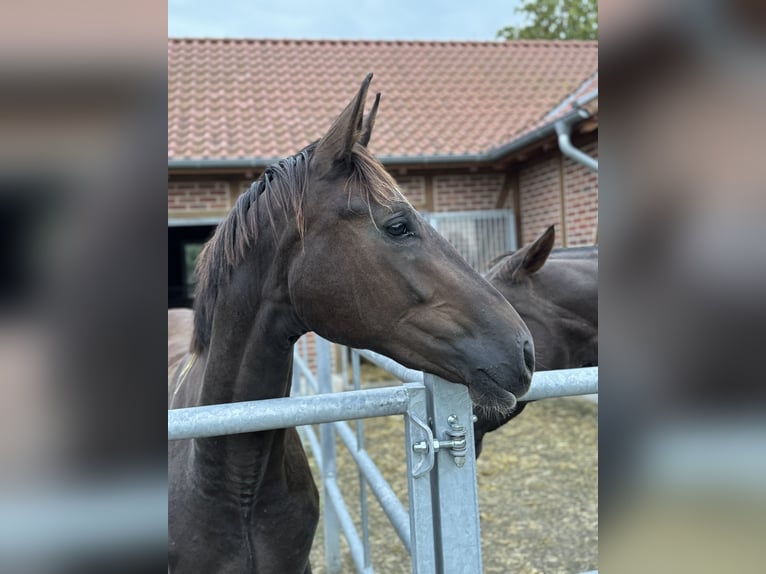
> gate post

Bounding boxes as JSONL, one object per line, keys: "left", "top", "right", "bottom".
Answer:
{"left": 317, "top": 337, "right": 342, "bottom": 573}
{"left": 404, "top": 383, "right": 437, "bottom": 573}
{"left": 424, "top": 374, "right": 483, "bottom": 574}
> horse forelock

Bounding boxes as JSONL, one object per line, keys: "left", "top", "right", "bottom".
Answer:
{"left": 346, "top": 145, "right": 408, "bottom": 210}
{"left": 190, "top": 143, "right": 404, "bottom": 354}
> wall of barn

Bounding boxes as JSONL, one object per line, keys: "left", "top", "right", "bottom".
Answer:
{"left": 517, "top": 138, "right": 598, "bottom": 247}
{"left": 167, "top": 136, "right": 599, "bottom": 245}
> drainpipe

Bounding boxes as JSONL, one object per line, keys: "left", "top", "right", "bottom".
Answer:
{"left": 555, "top": 108, "right": 598, "bottom": 172}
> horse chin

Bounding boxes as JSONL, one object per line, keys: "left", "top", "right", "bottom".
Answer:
{"left": 468, "top": 373, "right": 518, "bottom": 418}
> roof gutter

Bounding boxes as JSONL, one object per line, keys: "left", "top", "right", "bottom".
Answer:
{"left": 167, "top": 106, "right": 595, "bottom": 170}
{"left": 553, "top": 89, "right": 598, "bottom": 172}
{"left": 167, "top": 157, "right": 279, "bottom": 170}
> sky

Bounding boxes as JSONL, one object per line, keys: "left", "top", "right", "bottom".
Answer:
{"left": 168, "top": 0, "right": 525, "bottom": 41}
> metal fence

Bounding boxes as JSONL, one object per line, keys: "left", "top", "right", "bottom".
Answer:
{"left": 167, "top": 337, "right": 598, "bottom": 573}
{"left": 424, "top": 209, "right": 516, "bottom": 273}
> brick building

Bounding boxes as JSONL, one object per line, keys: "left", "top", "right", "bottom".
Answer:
{"left": 168, "top": 38, "right": 598, "bottom": 307}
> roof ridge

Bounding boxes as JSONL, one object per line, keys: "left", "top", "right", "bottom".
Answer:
{"left": 167, "top": 37, "right": 597, "bottom": 48}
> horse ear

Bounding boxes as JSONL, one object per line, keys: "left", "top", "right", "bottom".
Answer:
{"left": 313, "top": 73, "right": 373, "bottom": 170}
{"left": 359, "top": 93, "right": 381, "bottom": 147}
{"left": 503, "top": 225, "right": 556, "bottom": 279}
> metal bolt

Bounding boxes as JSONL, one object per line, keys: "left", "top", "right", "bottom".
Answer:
{"left": 447, "top": 414, "right": 464, "bottom": 430}
{"left": 412, "top": 441, "right": 429, "bottom": 454}
{"left": 445, "top": 415, "right": 468, "bottom": 468}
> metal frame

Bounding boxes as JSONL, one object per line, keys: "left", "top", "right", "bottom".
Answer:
{"left": 167, "top": 338, "right": 599, "bottom": 574}
{"left": 290, "top": 341, "right": 484, "bottom": 574}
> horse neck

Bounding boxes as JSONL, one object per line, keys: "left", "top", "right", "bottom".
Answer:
{"left": 540, "top": 259, "right": 598, "bottom": 327}
{"left": 188, "top": 242, "right": 306, "bottom": 492}
{"left": 197, "top": 250, "right": 304, "bottom": 407}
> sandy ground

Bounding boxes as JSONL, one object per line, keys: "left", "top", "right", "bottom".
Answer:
{"left": 305, "top": 376, "right": 598, "bottom": 574}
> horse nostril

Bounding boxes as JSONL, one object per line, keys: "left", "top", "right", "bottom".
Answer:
{"left": 523, "top": 339, "right": 535, "bottom": 374}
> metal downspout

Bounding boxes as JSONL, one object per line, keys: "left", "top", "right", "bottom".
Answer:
{"left": 555, "top": 109, "right": 598, "bottom": 172}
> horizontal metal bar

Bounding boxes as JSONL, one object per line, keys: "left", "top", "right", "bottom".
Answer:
{"left": 334, "top": 420, "right": 412, "bottom": 551}
{"left": 352, "top": 349, "right": 597, "bottom": 403}
{"left": 521, "top": 367, "right": 598, "bottom": 401}
{"left": 324, "top": 477, "right": 375, "bottom": 574}
{"left": 354, "top": 349, "right": 422, "bottom": 382}
{"left": 169, "top": 386, "right": 411, "bottom": 440}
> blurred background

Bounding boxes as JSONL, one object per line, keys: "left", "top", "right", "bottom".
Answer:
{"left": 599, "top": 1, "right": 766, "bottom": 572}
{"left": 0, "top": 0, "right": 764, "bottom": 572}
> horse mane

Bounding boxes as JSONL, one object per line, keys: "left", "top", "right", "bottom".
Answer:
{"left": 190, "top": 143, "right": 404, "bottom": 354}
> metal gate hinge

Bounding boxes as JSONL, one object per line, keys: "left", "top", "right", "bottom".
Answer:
{"left": 412, "top": 414, "right": 468, "bottom": 468}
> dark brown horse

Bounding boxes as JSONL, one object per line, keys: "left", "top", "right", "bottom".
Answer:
{"left": 168, "top": 75, "right": 535, "bottom": 573}
{"left": 473, "top": 225, "right": 598, "bottom": 456}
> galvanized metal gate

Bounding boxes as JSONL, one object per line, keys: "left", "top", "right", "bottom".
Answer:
{"left": 168, "top": 336, "right": 598, "bottom": 573}
{"left": 294, "top": 338, "right": 484, "bottom": 573}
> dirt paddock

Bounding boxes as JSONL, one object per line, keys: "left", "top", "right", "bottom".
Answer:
{"left": 306, "top": 378, "right": 598, "bottom": 574}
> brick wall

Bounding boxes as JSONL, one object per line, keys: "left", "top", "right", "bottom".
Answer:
{"left": 518, "top": 138, "right": 598, "bottom": 247}
{"left": 563, "top": 140, "right": 599, "bottom": 246}
{"left": 168, "top": 181, "right": 229, "bottom": 216}
{"left": 396, "top": 176, "right": 427, "bottom": 210}
{"left": 168, "top": 141, "right": 598, "bottom": 245}
{"left": 519, "top": 156, "right": 564, "bottom": 246}
{"left": 433, "top": 173, "right": 505, "bottom": 212}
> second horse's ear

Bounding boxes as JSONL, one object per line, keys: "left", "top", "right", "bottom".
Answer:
{"left": 502, "top": 225, "right": 556, "bottom": 280}
{"left": 312, "top": 73, "right": 373, "bottom": 172}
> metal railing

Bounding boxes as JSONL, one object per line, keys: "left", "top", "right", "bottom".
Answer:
{"left": 291, "top": 337, "right": 598, "bottom": 574}
{"left": 166, "top": 338, "right": 599, "bottom": 574}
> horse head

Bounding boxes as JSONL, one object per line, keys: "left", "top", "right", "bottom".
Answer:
{"left": 289, "top": 74, "right": 535, "bottom": 411}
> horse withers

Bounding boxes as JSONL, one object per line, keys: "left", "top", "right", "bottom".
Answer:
{"left": 168, "top": 74, "right": 534, "bottom": 574}
{"left": 473, "top": 225, "right": 598, "bottom": 456}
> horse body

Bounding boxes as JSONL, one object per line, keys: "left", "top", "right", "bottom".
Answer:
{"left": 169, "top": 75, "right": 535, "bottom": 573}
{"left": 474, "top": 226, "right": 598, "bottom": 455}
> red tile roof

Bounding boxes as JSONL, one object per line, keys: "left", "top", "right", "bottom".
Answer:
{"left": 168, "top": 38, "right": 598, "bottom": 162}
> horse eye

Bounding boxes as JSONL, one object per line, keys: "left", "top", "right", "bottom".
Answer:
{"left": 386, "top": 222, "right": 409, "bottom": 237}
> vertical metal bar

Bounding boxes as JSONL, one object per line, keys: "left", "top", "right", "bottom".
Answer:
{"left": 291, "top": 361, "right": 302, "bottom": 398}
{"left": 479, "top": 216, "right": 489, "bottom": 271}
{"left": 404, "top": 383, "right": 437, "bottom": 574}
{"left": 317, "top": 337, "right": 342, "bottom": 573}
{"left": 507, "top": 209, "right": 517, "bottom": 251}
{"left": 341, "top": 345, "right": 350, "bottom": 390}
{"left": 352, "top": 351, "right": 362, "bottom": 392}
{"left": 352, "top": 351, "right": 372, "bottom": 569}
{"left": 324, "top": 476, "right": 374, "bottom": 574}
{"left": 424, "top": 374, "right": 483, "bottom": 574}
